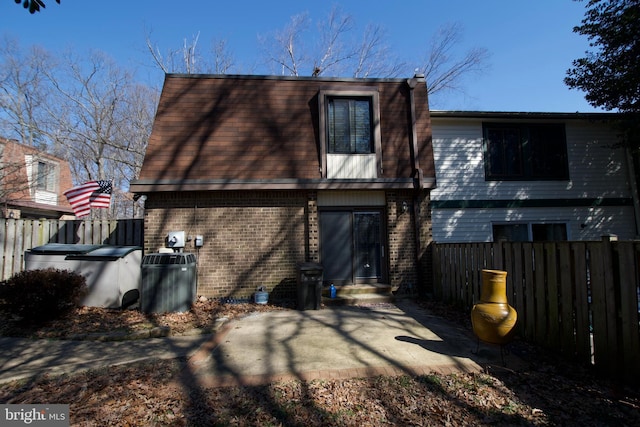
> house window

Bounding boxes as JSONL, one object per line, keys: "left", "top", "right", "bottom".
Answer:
{"left": 319, "top": 89, "right": 381, "bottom": 179}
{"left": 327, "top": 97, "right": 373, "bottom": 154}
{"left": 531, "top": 223, "right": 568, "bottom": 241}
{"left": 493, "top": 223, "right": 568, "bottom": 242}
{"left": 36, "top": 161, "right": 56, "bottom": 192}
{"left": 483, "top": 123, "right": 569, "bottom": 180}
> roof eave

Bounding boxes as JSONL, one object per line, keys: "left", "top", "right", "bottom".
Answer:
{"left": 429, "top": 110, "right": 619, "bottom": 120}
{"left": 130, "top": 178, "right": 436, "bottom": 193}
{"left": 164, "top": 73, "right": 425, "bottom": 85}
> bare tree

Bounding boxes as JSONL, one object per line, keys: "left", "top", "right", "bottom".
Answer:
{"left": 110, "top": 83, "right": 158, "bottom": 217}
{"left": 419, "top": 22, "right": 490, "bottom": 97}
{"left": 0, "top": 40, "right": 65, "bottom": 215}
{"left": 210, "top": 39, "right": 235, "bottom": 74}
{"left": 0, "top": 39, "right": 157, "bottom": 218}
{"left": 147, "top": 31, "right": 200, "bottom": 74}
{"left": 0, "top": 139, "right": 30, "bottom": 210}
{"left": 146, "top": 30, "right": 235, "bottom": 75}
{"left": 312, "top": 7, "right": 355, "bottom": 76}
{"left": 259, "top": 6, "right": 402, "bottom": 78}
{"left": 0, "top": 36, "right": 54, "bottom": 149}
{"left": 43, "top": 51, "right": 125, "bottom": 181}
{"left": 146, "top": 8, "right": 486, "bottom": 92}
{"left": 260, "top": 7, "right": 487, "bottom": 87}
{"left": 259, "top": 12, "right": 311, "bottom": 76}
{"left": 353, "top": 24, "right": 405, "bottom": 78}
{"left": 40, "top": 50, "right": 157, "bottom": 218}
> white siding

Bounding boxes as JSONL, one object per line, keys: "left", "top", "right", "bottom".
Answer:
{"left": 34, "top": 189, "right": 58, "bottom": 205}
{"left": 430, "top": 116, "right": 636, "bottom": 242}
{"left": 24, "top": 154, "right": 34, "bottom": 196}
{"left": 431, "top": 118, "right": 631, "bottom": 201}
{"left": 24, "top": 154, "right": 59, "bottom": 205}
{"left": 432, "top": 206, "right": 636, "bottom": 242}
{"left": 327, "top": 153, "right": 377, "bottom": 178}
{"left": 565, "top": 121, "right": 629, "bottom": 198}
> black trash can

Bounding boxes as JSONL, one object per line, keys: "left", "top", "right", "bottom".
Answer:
{"left": 296, "top": 262, "right": 323, "bottom": 310}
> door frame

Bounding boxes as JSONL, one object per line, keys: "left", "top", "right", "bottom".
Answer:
{"left": 318, "top": 207, "right": 388, "bottom": 285}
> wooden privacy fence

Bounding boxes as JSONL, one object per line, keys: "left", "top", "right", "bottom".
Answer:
{"left": 433, "top": 237, "right": 640, "bottom": 382}
{"left": 1, "top": 218, "right": 144, "bottom": 281}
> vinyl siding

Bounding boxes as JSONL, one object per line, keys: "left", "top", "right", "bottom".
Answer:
{"left": 430, "top": 117, "right": 636, "bottom": 242}
{"left": 432, "top": 205, "right": 636, "bottom": 242}
{"left": 327, "top": 153, "right": 377, "bottom": 178}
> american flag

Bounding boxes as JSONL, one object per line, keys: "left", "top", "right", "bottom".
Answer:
{"left": 63, "top": 180, "right": 112, "bottom": 218}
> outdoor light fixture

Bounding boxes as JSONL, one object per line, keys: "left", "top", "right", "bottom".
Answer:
{"left": 402, "top": 201, "right": 409, "bottom": 213}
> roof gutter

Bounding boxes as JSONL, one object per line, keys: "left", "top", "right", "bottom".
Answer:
{"left": 429, "top": 110, "right": 619, "bottom": 120}
{"left": 407, "top": 74, "right": 429, "bottom": 294}
{"left": 130, "top": 178, "right": 437, "bottom": 193}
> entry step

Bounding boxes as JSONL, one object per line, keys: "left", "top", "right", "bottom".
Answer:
{"left": 322, "top": 284, "right": 393, "bottom": 297}
{"left": 321, "top": 284, "right": 394, "bottom": 306}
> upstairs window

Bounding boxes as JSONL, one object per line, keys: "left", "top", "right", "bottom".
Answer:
{"left": 327, "top": 97, "right": 373, "bottom": 154}
{"left": 483, "top": 123, "right": 569, "bottom": 180}
{"left": 36, "top": 161, "right": 56, "bottom": 192}
{"left": 319, "top": 89, "right": 381, "bottom": 179}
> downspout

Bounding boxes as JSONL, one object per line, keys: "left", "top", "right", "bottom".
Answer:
{"left": 407, "top": 74, "right": 426, "bottom": 293}
{"left": 406, "top": 74, "right": 425, "bottom": 190}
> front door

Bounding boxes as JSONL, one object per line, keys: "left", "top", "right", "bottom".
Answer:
{"left": 319, "top": 210, "right": 385, "bottom": 285}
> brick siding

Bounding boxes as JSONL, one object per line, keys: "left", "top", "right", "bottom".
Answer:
{"left": 386, "top": 190, "right": 418, "bottom": 289}
{"left": 144, "top": 189, "right": 432, "bottom": 300}
{"left": 145, "top": 191, "right": 306, "bottom": 299}
{"left": 416, "top": 191, "right": 434, "bottom": 295}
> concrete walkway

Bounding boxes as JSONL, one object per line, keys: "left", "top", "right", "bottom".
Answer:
{"left": 0, "top": 300, "right": 513, "bottom": 386}
{"left": 0, "top": 334, "right": 211, "bottom": 384}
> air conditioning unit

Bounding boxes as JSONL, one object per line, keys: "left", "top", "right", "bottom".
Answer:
{"left": 140, "top": 252, "right": 197, "bottom": 313}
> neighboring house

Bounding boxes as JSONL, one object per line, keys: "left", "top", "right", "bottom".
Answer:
{"left": 430, "top": 111, "right": 638, "bottom": 242}
{"left": 130, "top": 74, "right": 435, "bottom": 298}
{"left": 0, "top": 138, "right": 74, "bottom": 219}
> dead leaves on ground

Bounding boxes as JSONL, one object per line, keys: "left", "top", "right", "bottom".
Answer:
{"left": 0, "top": 298, "right": 289, "bottom": 339}
{"left": 1, "top": 299, "right": 639, "bottom": 425}
{"left": 1, "top": 357, "right": 639, "bottom": 426}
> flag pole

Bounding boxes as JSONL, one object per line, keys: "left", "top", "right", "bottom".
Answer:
{"left": 110, "top": 178, "right": 114, "bottom": 219}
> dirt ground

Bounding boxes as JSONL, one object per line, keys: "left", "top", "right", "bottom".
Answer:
{"left": 1, "top": 298, "right": 639, "bottom": 426}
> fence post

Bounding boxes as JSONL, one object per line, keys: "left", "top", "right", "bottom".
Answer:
{"left": 432, "top": 243, "right": 442, "bottom": 300}
{"left": 573, "top": 242, "right": 591, "bottom": 364}
{"left": 521, "top": 242, "right": 535, "bottom": 341}
{"left": 558, "top": 243, "right": 575, "bottom": 357}
{"left": 546, "top": 242, "right": 561, "bottom": 350}
{"left": 616, "top": 241, "right": 640, "bottom": 380}
{"left": 601, "top": 235, "right": 621, "bottom": 379}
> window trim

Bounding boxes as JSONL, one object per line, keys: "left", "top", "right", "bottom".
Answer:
{"left": 327, "top": 96, "right": 373, "bottom": 154}
{"left": 34, "top": 159, "right": 57, "bottom": 193}
{"left": 483, "top": 122, "right": 570, "bottom": 181}
{"left": 318, "top": 88, "right": 381, "bottom": 178}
